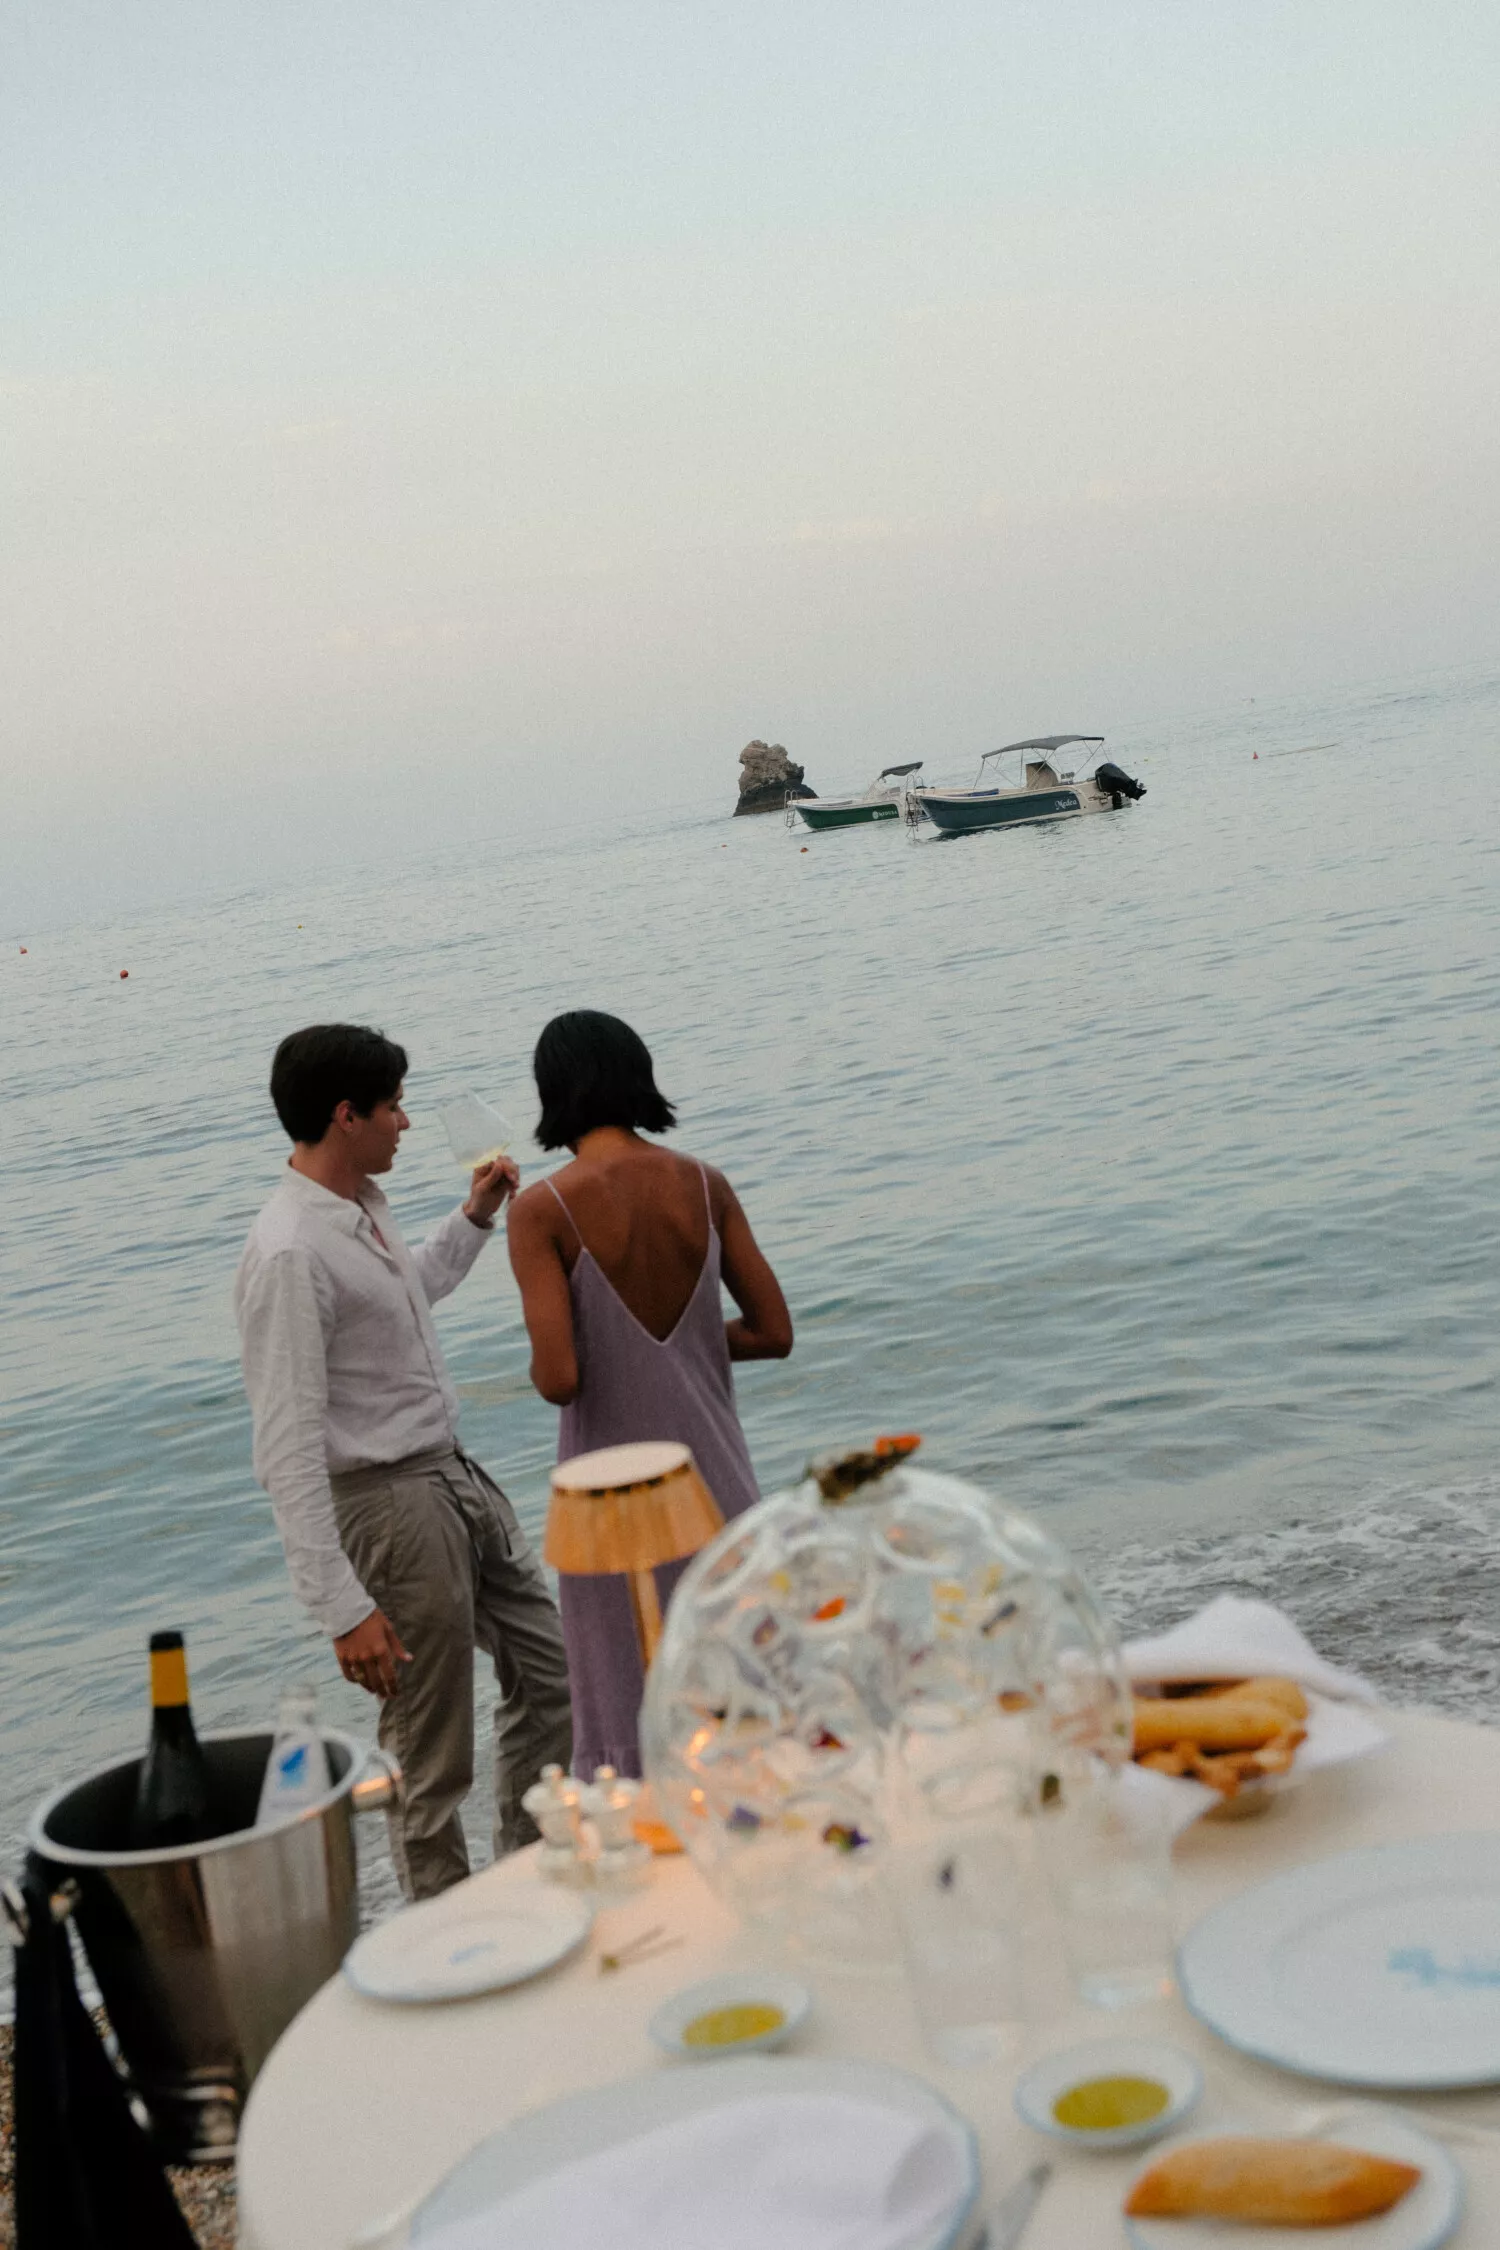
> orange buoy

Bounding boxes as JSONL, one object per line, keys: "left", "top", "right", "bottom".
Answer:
{"left": 19, "top": 947, "right": 26, "bottom": 955}
{"left": 119, "top": 969, "right": 129, "bottom": 979}
{"left": 800, "top": 847, "right": 808, "bottom": 853}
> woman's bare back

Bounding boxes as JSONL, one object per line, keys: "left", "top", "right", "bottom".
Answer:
{"left": 542, "top": 1142, "right": 719, "bottom": 1341}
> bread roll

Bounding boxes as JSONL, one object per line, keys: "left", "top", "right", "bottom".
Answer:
{"left": 1133, "top": 1696, "right": 1286, "bottom": 1754}
{"left": 1132, "top": 1676, "right": 1308, "bottom": 1755}
{"left": 1124, "top": 2136, "right": 1421, "bottom": 2225}
{"left": 1238, "top": 1675, "right": 1310, "bottom": 1723}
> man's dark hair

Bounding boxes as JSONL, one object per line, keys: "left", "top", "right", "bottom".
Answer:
{"left": 533, "top": 1011, "right": 676, "bottom": 1150}
{"left": 270, "top": 1024, "right": 409, "bottom": 1145}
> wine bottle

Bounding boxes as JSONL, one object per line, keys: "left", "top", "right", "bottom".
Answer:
{"left": 131, "top": 1629, "right": 216, "bottom": 1849}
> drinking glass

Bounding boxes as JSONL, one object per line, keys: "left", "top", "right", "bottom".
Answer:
{"left": 440, "top": 1092, "right": 515, "bottom": 1169}
{"left": 886, "top": 1824, "right": 1025, "bottom": 2066}
{"left": 1040, "top": 1769, "right": 1176, "bottom": 2008}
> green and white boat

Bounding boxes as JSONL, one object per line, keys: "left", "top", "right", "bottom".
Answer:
{"left": 789, "top": 761, "right": 924, "bottom": 832}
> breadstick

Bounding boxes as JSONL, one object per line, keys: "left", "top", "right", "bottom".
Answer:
{"left": 1138, "top": 1744, "right": 1196, "bottom": 1777}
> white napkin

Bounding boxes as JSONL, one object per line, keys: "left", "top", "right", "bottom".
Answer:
{"left": 421, "top": 2092, "right": 969, "bottom": 2250}
{"left": 1123, "top": 1594, "right": 1379, "bottom": 1702}
{"left": 1120, "top": 1597, "right": 1388, "bottom": 1830}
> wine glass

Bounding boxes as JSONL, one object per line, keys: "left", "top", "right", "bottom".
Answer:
{"left": 439, "top": 1092, "right": 516, "bottom": 1169}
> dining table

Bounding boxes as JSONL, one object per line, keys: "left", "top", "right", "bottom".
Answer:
{"left": 237, "top": 1707, "right": 1500, "bottom": 2248}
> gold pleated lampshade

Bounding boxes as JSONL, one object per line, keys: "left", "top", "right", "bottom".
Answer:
{"left": 545, "top": 1441, "right": 724, "bottom": 1663}
{"left": 546, "top": 1441, "right": 723, "bottom": 1574}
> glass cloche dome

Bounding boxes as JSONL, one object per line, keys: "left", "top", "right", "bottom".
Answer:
{"left": 641, "top": 1442, "right": 1131, "bottom": 1946}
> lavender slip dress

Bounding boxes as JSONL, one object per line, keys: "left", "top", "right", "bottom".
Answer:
{"left": 544, "top": 1164, "right": 760, "bottom": 1778}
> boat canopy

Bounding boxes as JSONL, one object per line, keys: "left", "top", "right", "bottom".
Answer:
{"left": 879, "top": 760, "right": 923, "bottom": 778}
{"left": 982, "top": 734, "right": 1103, "bottom": 761}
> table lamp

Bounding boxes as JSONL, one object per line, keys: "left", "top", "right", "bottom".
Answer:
{"left": 545, "top": 1440, "right": 724, "bottom": 1665}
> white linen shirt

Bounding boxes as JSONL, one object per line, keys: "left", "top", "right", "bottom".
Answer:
{"left": 234, "top": 1168, "right": 491, "bottom": 1638}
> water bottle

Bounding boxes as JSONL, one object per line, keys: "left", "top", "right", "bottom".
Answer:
{"left": 255, "top": 1683, "right": 331, "bottom": 1826}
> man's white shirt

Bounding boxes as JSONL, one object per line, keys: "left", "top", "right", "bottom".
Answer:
{"left": 234, "top": 1168, "right": 490, "bottom": 1637}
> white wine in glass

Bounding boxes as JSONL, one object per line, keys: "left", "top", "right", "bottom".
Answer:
{"left": 440, "top": 1092, "right": 515, "bottom": 1169}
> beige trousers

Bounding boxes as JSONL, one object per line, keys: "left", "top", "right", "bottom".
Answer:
{"left": 330, "top": 1447, "right": 572, "bottom": 1899}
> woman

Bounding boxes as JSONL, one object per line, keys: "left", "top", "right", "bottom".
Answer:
{"left": 507, "top": 1010, "right": 793, "bottom": 1777}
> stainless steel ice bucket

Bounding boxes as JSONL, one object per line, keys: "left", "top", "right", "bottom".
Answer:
{"left": 28, "top": 1725, "right": 399, "bottom": 2162}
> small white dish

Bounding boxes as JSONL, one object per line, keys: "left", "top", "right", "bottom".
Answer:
{"left": 343, "top": 1884, "right": 592, "bottom": 2004}
{"left": 648, "top": 1970, "right": 812, "bottom": 2059}
{"left": 1015, "top": 2038, "right": 1202, "bottom": 2151}
{"left": 1123, "top": 2110, "right": 1462, "bottom": 2250}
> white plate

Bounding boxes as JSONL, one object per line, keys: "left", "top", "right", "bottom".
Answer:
{"left": 1014, "top": 2037, "right": 1202, "bottom": 2150}
{"left": 1179, "top": 1833, "right": 1500, "bottom": 2087}
{"left": 410, "top": 2054, "right": 980, "bottom": 2247}
{"left": 649, "top": 1970, "right": 812, "bottom": 2058}
{"left": 342, "top": 1884, "right": 592, "bottom": 2003}
{"left": 1124, "top": 2111, "right": 1461, "bottom": 2250}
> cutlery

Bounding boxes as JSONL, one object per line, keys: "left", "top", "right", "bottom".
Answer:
{"left": 597, "top": 1922, "right": 686, "bottom": 1974}
{"left": 974, "top": 2158, "right": 1052, "bottom": 2249}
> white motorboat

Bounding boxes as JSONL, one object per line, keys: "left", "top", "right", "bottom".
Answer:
{"left": 913, "top": 736, "right": 1145, "bottom": 835}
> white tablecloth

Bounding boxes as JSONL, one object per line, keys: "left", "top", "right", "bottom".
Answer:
{"left": 238, "top": 1710, "right": 1500, "bottom": 2249}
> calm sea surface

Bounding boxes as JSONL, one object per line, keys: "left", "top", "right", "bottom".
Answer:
{"left": 4, "top": 664, "right": 1499, "bottom": 1933}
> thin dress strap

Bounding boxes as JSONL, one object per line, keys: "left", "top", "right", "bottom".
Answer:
{"left": 542, "top": 1174, "right": 582, "bottom": 1248}
{"left": 697, "top": 1162, "right": 713, "bottom": 1227}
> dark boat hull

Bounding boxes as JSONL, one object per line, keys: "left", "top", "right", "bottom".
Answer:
{"left": 920, "top": 786, "right": 1082, "bottom": 834}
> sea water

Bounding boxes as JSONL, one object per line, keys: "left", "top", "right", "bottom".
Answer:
{"left": 3, "top": 661, "right": 1499, "bottom": 1937}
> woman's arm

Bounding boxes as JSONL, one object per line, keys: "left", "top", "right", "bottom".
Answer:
{"left": 715, "top": 1174, "right": 794, "bottom": 1361}
{"left": 505, "top": 1188, "right": 581, "bottom": 1405}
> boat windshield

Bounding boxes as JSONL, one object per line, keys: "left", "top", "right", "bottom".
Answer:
{"left": 862, "top": 761, "right": 922, "bottom": 799}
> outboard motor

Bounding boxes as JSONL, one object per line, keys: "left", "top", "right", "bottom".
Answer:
{"left": 1095, "top": 760, "right": 1146, "bottom": 807}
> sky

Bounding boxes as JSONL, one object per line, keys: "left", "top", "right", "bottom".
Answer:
{"left": 3, "top": 2, "right": 1498, "bottom": 924}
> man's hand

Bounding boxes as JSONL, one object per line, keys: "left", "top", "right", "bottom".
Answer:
{"left": 464, "top": 1153, "right": 521, "bottom": 1228}
{"left": 334, "top": 1609, "right": 412, "bottom": 1699}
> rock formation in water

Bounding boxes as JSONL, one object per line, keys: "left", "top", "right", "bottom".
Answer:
{"left": 734, "top": 740, "right": 816, "bottom": 816}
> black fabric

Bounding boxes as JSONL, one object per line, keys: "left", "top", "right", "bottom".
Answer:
{"left": 13, "top": 1853, "right": 198, "bottom": 2250}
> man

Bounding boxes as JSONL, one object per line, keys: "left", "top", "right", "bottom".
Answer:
{"left": 234, "top": 1023, "right": 572, "bottom": 1898}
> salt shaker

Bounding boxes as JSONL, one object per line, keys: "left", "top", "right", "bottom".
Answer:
{"left": 522, "top": 1762, "right": 587, "bottom": 1884}
{"left": 581, "top": 1764, "right": 650, "bottom": 1891}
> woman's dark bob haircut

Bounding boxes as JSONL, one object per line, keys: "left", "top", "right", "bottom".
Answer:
{"left": 533, "top": 1010, "right": 676, "bottom": 1150}
{"left": 271, "top": 1024, "right": 408, "bottom": 1145}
